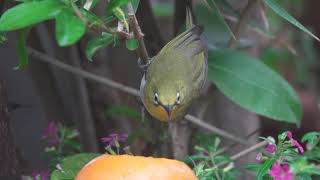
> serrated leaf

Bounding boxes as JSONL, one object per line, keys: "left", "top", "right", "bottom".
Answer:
{"left": 264, "top": 0, "right": 320, "bottom": 42}
{"left": 208, "top": 49, "right": 302, "bottom": 125}
{"left": 0, "top": 0, "right": 64, "bottom": 31}
{"left": 85, "top": 32, "right": 114, "bottom": 61}
{"left": 14, "top": 29, "right": 29, "bottom": 70}
{"left": 50, "top": 153, "right": 99, "bottom": 180}
{"left": 125, "top": 38, "right": 138, "bottom": 51}
{"left": 55, "top": 8, "right": 86, "bottom": 46}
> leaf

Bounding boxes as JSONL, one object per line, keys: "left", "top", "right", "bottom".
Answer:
{"left": 55, "top": 8, "right": 86, "bottom": 47}
{"left": 301, "top": 132, "right": 320, "bottom": 144}
{"left": 208, "top": 49, "right": 302, "bottom": 125}
{"left": 194, "top": 4, "right": 231, "bottom": 47}
{"left": 50, "top": 153, "right": 99, "bottom": 180}
{"left": 152, "top": 3, "right": 173, "bottom": 17}
{"left": 125, "top": 38, "right": 139, "bottom": 51}
{"left": 264, "top": 0, "right": 320, "bottom": 42}
{"left": 14, "top": 29, "right": 29, "bottom": 70}
{"left": 203, "top": 0, "right": 235, "bottom": 39}
{"left": 257, "top": 158, "right": 275, "bottom": 180}
{"left": 131, "top": 0, "right": 140, "bottom": 12}
{"left": 0, "top": 0, "right": 64, "bottom": 31}
{"left": 85, "top": 32, "right": 114, "bottom": 61}
{"left": 0, "top": 32, "right": 7, "bottom": 44}
{"left": 113, "top": 7, "right": 129, "bottom": 31}
{"left": 106, "top": 0, "right": 129, "bottom": 14}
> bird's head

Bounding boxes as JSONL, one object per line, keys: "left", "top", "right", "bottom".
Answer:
{"left": 143, "top": 81, "right": 190, "bottom": 122}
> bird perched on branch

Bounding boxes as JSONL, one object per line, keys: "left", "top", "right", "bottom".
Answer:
{"left": 140, "top": 8, "right": 208, "bottom": 122}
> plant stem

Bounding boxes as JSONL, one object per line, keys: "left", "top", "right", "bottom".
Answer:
{"left": 127, "top": 2, "right": 150, "bottom": 65}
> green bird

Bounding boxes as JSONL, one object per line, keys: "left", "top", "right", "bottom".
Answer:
{"left": 140, "top": 8, "right": 208, "bottom": 122}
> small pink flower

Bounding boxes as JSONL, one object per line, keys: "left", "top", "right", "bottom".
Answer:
{"left": 287, "top": 131, "right": 304, "bottom": 154}
{"left": 265, "top": 144, "right": 276, "bottom": 153}
{"left": 269, "top": 162, "right": 294, "bottom": 180}
{"left": 42, "top": 121, "right": 59, "bottom": 147}
{"left": 31, "top": 169, "right": 50, "bottom": 180}
{"left": 101, "top": 133, "right": 128, "bottom": 147}
{"left": 256, "top": 152, "right": 262, "bottom": 161}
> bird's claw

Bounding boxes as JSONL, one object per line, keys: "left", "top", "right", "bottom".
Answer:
{"left": 138, "top": 58, "right": 152, "bottom": 72}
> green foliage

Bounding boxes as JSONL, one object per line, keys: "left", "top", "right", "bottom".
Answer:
{"left": 0, "top": 0, "right": 64, "bottom": 31}
{"left": 208, "top": 48, "right": 302, "bottom": 125}
{"left": 15, "top": 29, "right": 29, "bottom": 70}
{"left": 194, "top": 3, "right": 231, "bottom": 47}
{"left": 50, "top": 153, "right": 100, "bottom": 180}
{"left": 125, "top": 38, "right": 139, "bottom": 51}
{"left": 55, "top": 8, "right": 86, "bottom": 46}
{"left": 264, "top": 0, "right": 319, "bottom": 41}
{"left": 106, "top": 0, "right": 129, "bottom": 14}
{"left": 152, "top": 3, "right": 174, "bottom": 17}
{"left": 85, "top": 32, "right": 114, "bottom": 61}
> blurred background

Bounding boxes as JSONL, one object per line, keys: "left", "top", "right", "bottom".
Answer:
{"left": 0, "top": 0, "right": 320, "bottom": 179}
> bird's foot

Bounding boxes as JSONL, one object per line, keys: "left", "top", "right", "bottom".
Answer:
{"left": 138, "top": 58, "right": 152, "bottom": 72}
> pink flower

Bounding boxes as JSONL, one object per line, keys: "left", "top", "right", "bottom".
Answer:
{"left": 42, "top": 121, "right": 59, "bottom": 147}
{"left": 269, "top": 162, "right": 294, "bottom": 180}
{"left": 31, "top": 169, "right": 50, "bottom": 180}
{"left": 265, "top": 144, "right": 276, "bottom": 153}
{"left": 101, "top": 133, "right": 128, "bottom": 147}
{"left": 287, "top": 131, "right": 304, "bottom": 154}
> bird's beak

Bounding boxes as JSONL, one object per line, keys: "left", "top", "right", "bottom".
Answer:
{"left": 163, "top": 105, "right": 174, "bottom": 118}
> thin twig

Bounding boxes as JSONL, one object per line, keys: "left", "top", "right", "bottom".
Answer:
{"left": 127, "top": 2, "right": 150, "bottom": 65}
{"left": 185, "top": 115, "right": 248, "bottom": 144}
{"left": 216, "top": 140, "right": 268, "bottom": 168}
{"left": 213, "top": 128, "right": 260, "bottom": 156}
{"left": 26, "top": 47, "right": 248, "bottom": 144}
{"left": 228, "top": 0, "right": 259, "bottom": 48}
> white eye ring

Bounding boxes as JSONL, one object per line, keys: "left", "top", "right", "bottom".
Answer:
{"left": 176, "top": 92, "right": 181, "bottom": 105}
{"left": 153, "top": 93, "right": 159, "bottom": 105}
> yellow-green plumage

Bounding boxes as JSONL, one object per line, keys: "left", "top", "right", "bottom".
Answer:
{"left": 140, "top": 8, "right": 207, "bottom": 122}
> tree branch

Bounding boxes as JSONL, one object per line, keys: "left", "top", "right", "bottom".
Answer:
{"left": 227, "top": 0, "right": 259, "bottom": 48}
{"left": 26, "top": 47, "right": 249, "bottom": 144}
{"left": 216, "top": 140, "right": 268, "bottom": 168}
{"left": 127, "top": 2, "right": 150, "bottom": 65}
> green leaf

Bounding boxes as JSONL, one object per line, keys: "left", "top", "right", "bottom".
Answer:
{"left": 131, "top": 0, "right": 140, "bottom": 12}
{"left": 301, "top": 132, "right": 320, "bottom": 144}
{"left": 125, "top": 38, "right": 139, "bottom": 51}
{"left": 14, "top": 29, "right": 29, "bottom": 70}
{"left": 113, "top": 7, "right": 129, "bottom": 31}
{"left": 0, "top": 0, "right": 65, "bottom": 31}
{"left": 264, "top": 0, "right": 320, "bottom": 42}
{"left": 208, "top": 49, "right": 302, "bottom": 125}
{"left": 203, "top": 0, "right": 235, "bottom": 39}
{"left": 257, "top": 158, "right": 275, "bottom": 180}
{"left": 55, "top": 8, "right": 86, "bottom": 47}
{"left": 194, "top": 4, "right": 231, "bottom": 47}
{"left": 106, "top": 0, "right": 129, "bottom": 14}
{"left": 50, "top": 153, "right": 99, "bottom": 180}
{"left": 152, "top": 3, "right": 173, "bottom": 17}
{"left": 85, "top": 32, "right": 114, "bottom": 61}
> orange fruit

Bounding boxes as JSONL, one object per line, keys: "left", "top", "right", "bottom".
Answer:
{"left": 75, "top": 154, "right": 197, "bottom": 180}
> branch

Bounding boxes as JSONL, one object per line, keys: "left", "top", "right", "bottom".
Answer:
{"left": 227, "top": 0, "right": 259, "bottom": 48}
{"left": 216, "top": 140, "right": 268, "bottom": 168}
{"left": 27, "top": 47, "right": 249, "bottom": 144}
{"left": 127, "top": 2, "right": 150, "bottom": 65}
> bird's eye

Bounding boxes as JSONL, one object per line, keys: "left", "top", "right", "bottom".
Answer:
{"left": 153, "top": 93, "right": 159, "bottom": 105}
{"left": 176, "top": 92, "right": 181, "bottom": 105}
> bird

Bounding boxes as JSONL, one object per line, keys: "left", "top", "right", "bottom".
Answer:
{"left": 140, "top": 8, "right": 208, "bottom": 122}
